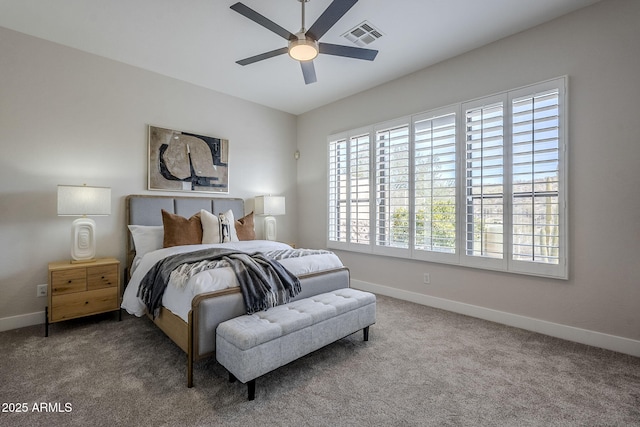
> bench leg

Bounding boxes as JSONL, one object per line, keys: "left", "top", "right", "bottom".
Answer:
{"left": 363, "top": 326, "right": 370, "bottom": 341}
{"left": 248, "top": 379, "right": 256, "bottom": 401}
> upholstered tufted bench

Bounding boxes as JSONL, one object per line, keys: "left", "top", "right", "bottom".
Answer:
{"left": 216, "top": 288, "right": 376, "bottom": 400}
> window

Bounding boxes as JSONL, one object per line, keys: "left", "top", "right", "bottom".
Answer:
{"left": 375, "top": 121, "right": 410, "bottom": 251}
{"left": 414, "top": 111, "right": 457, "bottom": 259}
{"left": 328, "top": 129, "right": 371, "bottom": 250}
{"left": 509, "top": 83, "right": 563, "bottom": 276}
{"left": 328, "top": 138, "right": 347, "bottom": 243}
{"left": 349, "top": 133, "right": 371, "bottom": 245}
{"left": 327, "top": 77, "right": 567, "bottom": 279}
{"left": 463, "top": 97, "right": 506, "bottom": 267}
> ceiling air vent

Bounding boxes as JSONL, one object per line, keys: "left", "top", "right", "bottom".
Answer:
{"left": 342, "top": 21, "right": 383, "bottom": 47}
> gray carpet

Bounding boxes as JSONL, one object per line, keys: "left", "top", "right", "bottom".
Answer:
{"left": 1, "top": 294, "right": 638, "bottom": 427}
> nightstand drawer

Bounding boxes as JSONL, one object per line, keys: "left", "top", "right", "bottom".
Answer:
{"left": 51, "top": 287, "right": 118, "bottom": 322}
{"left": 51, "top": 269, "right": 87, "bottom": 295}
{"left": 87, "top": 264, "right": 118, "bottom": 290}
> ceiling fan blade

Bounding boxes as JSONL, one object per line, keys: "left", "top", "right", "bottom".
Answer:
{"left": 319, "top": 43, "right": 378, "bottom": 61}
{"left": 306, "top": 0, "right": 358, "bottom": 41}
{"left": 300, "top": 61, "right": 317, "bottom": 85}
{"left": 236, "top": 47, "right": 289, "bottom": 66}
{"left": 230, "top": 2, "right": 296, "bottom": 40}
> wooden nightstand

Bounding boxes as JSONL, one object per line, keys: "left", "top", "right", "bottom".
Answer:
{"left": 46, "top": 257, "right": 121, "bottom": 336}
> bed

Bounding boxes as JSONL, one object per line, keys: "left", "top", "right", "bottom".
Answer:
{"left": 121, "top": 194, "right": 350, "bottom": 387}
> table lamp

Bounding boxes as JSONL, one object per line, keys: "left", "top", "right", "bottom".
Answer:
{"left": 57, "top": 184, "right": 111, "bottom": 263}
{"left": 254, "top": 195, "right": 285, "bottom": 241}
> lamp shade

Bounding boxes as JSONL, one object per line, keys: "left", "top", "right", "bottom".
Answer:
{"left": 254, "top": 196, "right": 285, "bottom": 216}
{"left": 58, "top": 185, "right": 111, "bottom": 216}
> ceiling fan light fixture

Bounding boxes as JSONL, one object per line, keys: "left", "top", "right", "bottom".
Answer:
{"left": 288, "top": 36, "right": 319, "bottom": 61}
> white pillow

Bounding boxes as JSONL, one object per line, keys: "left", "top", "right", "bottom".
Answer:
{"left": 217, "top": 209, "right": 237, "bottom": 243}
{"left": 200, "top": 209, "right": 240, "bottom": 243}
{"left": 200, "top": 209, "right": 221, "bottom": 244}
{"left": 224, "top": 209, "right": 239, "bottom": 242}
{"left": 127, "top": 225, "right": 164, "bottom": 258}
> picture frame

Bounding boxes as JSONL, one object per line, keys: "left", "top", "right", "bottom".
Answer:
{"left": 148, "top": 125, "right": 229, "bottom": 193}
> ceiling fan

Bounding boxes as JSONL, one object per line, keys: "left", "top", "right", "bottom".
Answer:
{"left": 230, "top": 0, "right": 378, "bottom": 84}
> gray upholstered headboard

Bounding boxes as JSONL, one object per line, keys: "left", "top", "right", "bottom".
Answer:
{"left": 125, "top": 194, "right": 244, "bottom": 275}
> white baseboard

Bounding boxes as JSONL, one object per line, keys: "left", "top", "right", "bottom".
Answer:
{"left": 0, "top": 311, "right": 45, "bottom": 333}
{"left": 352, "top": 280, "right": 640, "bottom": 358}
{"left": 4, "top": 285, "right": 639, "bottom": 358}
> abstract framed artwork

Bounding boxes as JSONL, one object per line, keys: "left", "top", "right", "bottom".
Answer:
{"left": 148, "top": 125, "right": 229, "bottom": 193}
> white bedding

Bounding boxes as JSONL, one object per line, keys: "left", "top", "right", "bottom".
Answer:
{"left": 121, "top": 240, "right": 343, "bottom": 322}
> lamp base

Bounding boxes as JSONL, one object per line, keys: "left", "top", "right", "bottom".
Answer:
{"left": 71, "top": 217, "right": 97, "bottom": 262}
{"left": 264, "top": 216, "right": 277, "bottom": 241}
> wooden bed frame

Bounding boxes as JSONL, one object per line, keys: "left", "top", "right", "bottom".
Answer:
{"left": 125, "top": 195, "right": 350, "bottom": 387}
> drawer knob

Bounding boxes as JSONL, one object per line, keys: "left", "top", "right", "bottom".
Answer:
{"left": 68, "top": 280, "right": 72, "bottom": 283}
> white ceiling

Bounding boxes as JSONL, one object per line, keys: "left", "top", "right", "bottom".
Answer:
{"left": 0, "top": 0, "right": 600, "bottom": 115}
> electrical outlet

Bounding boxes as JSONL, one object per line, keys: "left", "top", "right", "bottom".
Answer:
{"left": 423, "top": 273, "right": 430, "bottom": 284}
{"left": 37, "top": 284, "right": 48, "bottom": 297}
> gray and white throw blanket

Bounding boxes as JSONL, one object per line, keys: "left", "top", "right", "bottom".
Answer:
{"left": 138, "top": 247, "right": 330, "bottom": 317}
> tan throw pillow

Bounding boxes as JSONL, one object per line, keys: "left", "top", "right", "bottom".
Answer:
{"left": 235, "top": 211, "right": 256, "bottom": 241}
{"left": 161, "top": 209, "right": 203, "bottom": 248}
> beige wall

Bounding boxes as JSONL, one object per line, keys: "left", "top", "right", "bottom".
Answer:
{"left": 0, "top": 27, "right": 297, "bottom": 324}
{"left": 297, "top": 0, "right": 640, "bottom": 343}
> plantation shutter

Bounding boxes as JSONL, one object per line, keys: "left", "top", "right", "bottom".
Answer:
{"left": 328, "top": 77, "right": 567, "bottom": 279}
{"left": 374, "top": 122, "right": 410, "bottom": 249}
{"left": 511, "top": 88, "right": 561, "bottom": 264}
{"left": 328, "top": 138, "right": 348, "bottom": 243}
{"left": 464, "top": 99, "right": 505, "bottom": 260}
{"left": 349, "top": 133, "right": 371, "bottom": 245}
{"left": 413, "top": 112, "right": 457, "bottom": 254}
